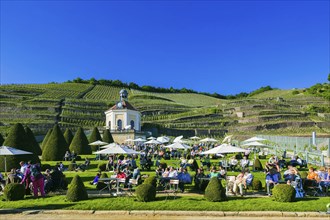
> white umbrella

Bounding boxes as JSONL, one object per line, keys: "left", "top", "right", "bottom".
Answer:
{"left": 89, "top": 140, "right": 109, "bottom": 160}
{"left": 100, "top": 143, "right": 120, "bottom": 149}
{"left": 147, "top": 137, "right": 156, "bottom": 140}
{"left": 201, "top": 144, "right": 246, "bottom": 155}
{"left": 164, "top": 142, "right": 192, "bottom": 150}
{"left": 94, "top": 145, "right": 141, "bottom": 155}
{"left": 157, "top": 136, "right": 170, "bottom": 144}
{"left": 0, "top": 146, "right": 33, "bottom": 173}
{"left": 241, "top": 141, "right": 271, "bottom": 159}
{"left": 125, "top": 138, "right": 134, "bottom": 142}
{"left": 133, "top": 138, "right": 146, "bottom": 142}
{"left": 173, "top": 135, "right": 183, "bottom": 143}
{"left": 242, "top": 137, "right": 267, "bottom": 143}
{"left": 190, "top": 136, "right": 200, "bottom": 140}
{"left": 200, "top": 137, "right": 218, "bottom": 143}
{"left": 145, "top": 139, "right": 161, "bottom": 145}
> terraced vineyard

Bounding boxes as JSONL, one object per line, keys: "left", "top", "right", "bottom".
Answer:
{"left": 0, "top": 82, "right": 329, "bottom": 138}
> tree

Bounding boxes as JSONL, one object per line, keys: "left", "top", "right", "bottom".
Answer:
{"left": 69, "top": 127, "right": 91, "bottom": 155}
{"left": 66, "top": 175, "right": 88, "bottom": 202}
{"left": 41, "top": 128, "right": 53, "bottom": 150}
{"left": 89, "top": 127, "right": 102, "bottom": 151}
{"left": 0, "top": 123, "right": 40, "bottom": 171}
{"left": 0, "top": 133, "right": 4, "bottom": 146}
{"left": 42, "top": 124, "right": 69, "bottom": 161}
{"left": 102, "top": 129, "right": 114, "bottom": 144}
{"left": 25, "top": 126, "right": 42, "bottom": 156}
{"left": 63, "top": 128, "right": 73, "bottom": 146}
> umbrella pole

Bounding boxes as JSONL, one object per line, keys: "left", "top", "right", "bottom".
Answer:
{"left": 4, "top": 156, "right": 7, "bottom": 175}
{"left": 98, "top": 145, "right": 100, "bottom": 161}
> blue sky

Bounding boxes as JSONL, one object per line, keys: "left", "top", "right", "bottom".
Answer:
{"left": 1, "top": 0, "right": 329, "bottom": 95}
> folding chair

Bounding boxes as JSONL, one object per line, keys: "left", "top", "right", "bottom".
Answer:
{"left": 164, "top": 179, "right": 179, "bottom": 200}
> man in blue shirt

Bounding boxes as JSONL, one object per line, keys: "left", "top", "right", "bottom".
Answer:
{"left": 266, "top": 168, "right": 280, "bottom": 196}
{"left": 177, "top": 168, "right": 192, "bottom": 193}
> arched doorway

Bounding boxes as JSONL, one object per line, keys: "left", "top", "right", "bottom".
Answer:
{"left": 117, "top": 119, "right": 122, "bottom": 130}
{"left": 130, "top": 120, "right": 135, "bottom": 130}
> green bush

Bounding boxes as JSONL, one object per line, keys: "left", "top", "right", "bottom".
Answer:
{"left": 0, "top": 133, "right": 4, "bottom": 145}
{"left": 66, "top": 175, "right": 88, "bottom": 202}
{"left": 0, "top": 123, "right": 40, "bottom": 171}
{"left": 102, "top": 129, "right": 114, "bottom": 143}
{"left": 42, "top": 124, "right": 69, "bottom": 161}
{"left": 25, "top": 126, "right": 42, "bottom": 156}
{"left": 135, "top": 183, "right": 156, "bottom": 202}
{"left": 98, "top": 163, "right": 107, "bottom": 171}
{"left": 272, "top": 184, "right": 295, "bottom": 202}
{"left": 204, "top": 177, "right": 227, "bottom": 202}
{"left": 42, "top": 128, "right": 53, "bottom": 149}
{"left": 89, "top": 127, "right": 102, "bottom": 151}
{"left": 3, "top": 183, "right": 25, "bottom": 201}
{"left": 292, "top": 90, "right": 300, "bottom": 95}
{"left": 253, "top": 159, "right": 263, "bottom": 171}
{"left": 96, "top": 173, "right": 108, "bottom": 190}
{"left": 63, "top": 128, "right": 73, "bottom": 146}
{"left": 68, "top": 163, "right": 77, "bottom": 171}
{"left": 159, "top": 162, "right": 167, "bottom": 169}
{"left": 143, "top": 176, "right": 157, "bottom": 187}
{"left": 69, "top": 127, "right": 91, "bottom": 155}
{"left": 300, "top": 171, "right": 308, "bottom": 179}
{"left": 252, "top": 179, "right": 263, "bottom": 190}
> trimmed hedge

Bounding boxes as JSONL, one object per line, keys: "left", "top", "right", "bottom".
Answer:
{"left": 0, "top": 123, "right": 40, "bottom": 171}
{"left": 42, "top": 128, "right": 53, "bottom": 149}
{"left": 204, "top": 177, "right": 227, "bottom": 202}
{"left": 98, "top": 163, "right": 107, "bottom": 172}
{"left": 25, "top": 126, "right": 42, "bottom": 156}
{"left": 63, "top": 128, "right": 74, "bottom": 146}
{"left": 66, "top": 175, "right": 88, "bottom": 202}
{"left": 3, "top": 183, "right": 25, "bottom": 201}
{"left": 252, "top": 179, "right": 263, "bottom": 190}
{"left": 69, "top": 127, "right": 91, "bottom": 155}
{"left": 143, "top": 176, "right": 157, "bottom": 187}
{"left": 102, "top": 129, "right": 114, "bottom": 143}
{"left": 135, "top": 183, "right": 156, "bottom": 202}
{"left": 272, "top": 184, "right": 295, "bottom": 202}
{"left": 89, "top": 127, "right": 102, "bottom": 151}
{"left": 42, "top": 124, "right": 69, "bottom": 161}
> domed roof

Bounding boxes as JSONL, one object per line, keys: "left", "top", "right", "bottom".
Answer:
{"left": 120, "top": 89, "right": 128, "bottom": 95}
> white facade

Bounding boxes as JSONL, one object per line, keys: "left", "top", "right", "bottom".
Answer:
{"left": 104, "top": 108, "right": 141, "bottom": 131}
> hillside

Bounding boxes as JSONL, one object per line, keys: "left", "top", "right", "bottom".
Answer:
{"left": 0, "top": 83, "right": 329, "bottom": 138}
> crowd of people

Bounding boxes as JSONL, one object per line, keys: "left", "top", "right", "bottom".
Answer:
{"left": 0, "top": 161, "right": 68, "bottom": 197}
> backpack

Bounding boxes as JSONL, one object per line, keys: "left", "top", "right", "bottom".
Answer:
{"left": 30, "top": 164, "right": 41, "bottom": 178}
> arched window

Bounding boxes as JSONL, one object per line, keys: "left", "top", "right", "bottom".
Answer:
{"left": 117, "top": 119, "right": 122, "bottom": 130}
{"left": 108, "top": 121, "right": 111, "bottom": 128}
{"left": 130, "top": 120, "right": 135, "bottom": 129}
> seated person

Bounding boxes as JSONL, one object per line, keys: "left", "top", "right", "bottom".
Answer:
{"left": 266, "top": 168, "right": 280, "bottom": 196}
{"left": 209, "top": 168, "right": 219, "bottom": 178}
{"left": 233, "top": 171, "right": 245, "bottom": 196}
{"left": 283, "top": 165, "right": 295, "bottom": 181}
{"left": 229, "top": 156, "right": 238, "bottom": 171}
{"left": 5, "top": 169, "right": 20, "bottom": 185}
{"left": 64, "top": 151, "right": 71, "bottom": 161}
{"left": 318, "top": 167, "right": 330, "bottom": 192}
{"left": 180, "top": 157, "right": 187, "bottom": 167}
{"left": 90, "top": 173, "right": 101, "bottom": 185}
{"left": 132, "top": 167, "right": 141, "bottom": 180}
{"left": 278, "top": 157, "right": 287, "bottom": 169}
{"left": 219, "top": 166, "right": 226, "bottom": 179}
{"left": 44, "top": 169, "right": 54, "bottom": 193}
{"left": 194, "top": 168, "right": 206, "bottom": 191}
{"left": 177, "top": 168, "right": 192, "bottom": 193}
{"left": 58, "top": 162, "right": 66, "bottom": 172}
{"left": 201, "top": 156, "right": 211, "bottom": 170}
{"left": 240, "top": 156, "right": 249, "bottom": 170}
{"left": 0, "top": 172, "right": 5, "bottom": 191}
{"left": 168, "top": 166, "right": 178, "bottom": 178}
{"left": 130, "top": 157, "right": 137, "bottom": 169}
{"left": 244, "top": 169, "right": 253, "bottom": 188}
{"left": 286, "top": 167, "right": 300, "bottom": 187}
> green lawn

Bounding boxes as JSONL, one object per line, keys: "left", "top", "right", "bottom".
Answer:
{"left": 0, "top": 156, "right": 327, "bottom": 212}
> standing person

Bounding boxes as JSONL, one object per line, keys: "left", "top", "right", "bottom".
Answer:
{"left": 21, "top": 162, "right": 45, "bottom": 197}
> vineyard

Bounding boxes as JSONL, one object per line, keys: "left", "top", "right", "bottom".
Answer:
{"left": 0, "top": 82, "right": 329, "bottom": 138}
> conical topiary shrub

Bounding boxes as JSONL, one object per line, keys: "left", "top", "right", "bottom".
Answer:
{"left": 272, "top": 184, "right": 295, "bottom": 202}
{"left": 0, "top": 133, "right": 4, "bottom": 145}
{"left": 63, "top": 128, "right": 73, "bottom": 146}
{"left": 135, "top": 183, "right": 156, "bottom": 202}
{"left": 0, "top": 123, "right": 40, "bottom": 171}
{"left": 253, "top": 158, "right": 263, "bottom": 171}
{"left": 204, "top": 177, "right": 227, "bottom": 202}
{"left": 25, "top": 126, "right": 42, "bottom": 156}
{"left": 69, "top": 127, "right": 91, "bottom": 155}
{"left": 89, "top": 127, "right": 102, "bottom": 151}
{"left": 102, "top": 129, "right": 114, "bottom": 144}
{"left": 42, "top": 124, "right": 69, "bottom": 161}
{"left": 3, "top": 183, "right": 25, "bottom": 201}
{"left": 66, "top": 174, "right": 88, "bottom": 202}
{"left": 41, "top": 128, "right": 53, "bottom": 150}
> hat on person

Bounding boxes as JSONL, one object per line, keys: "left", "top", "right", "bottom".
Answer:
{"left": 319, "top": 167, "right": 325, "bottom": 172}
